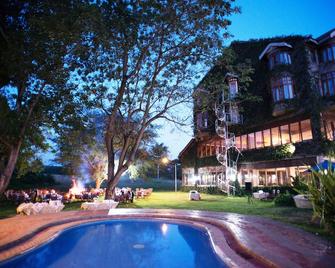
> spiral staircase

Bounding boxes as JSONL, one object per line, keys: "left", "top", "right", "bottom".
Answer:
{"left": 214, "top": 101, "right": 241, "bottom": 194}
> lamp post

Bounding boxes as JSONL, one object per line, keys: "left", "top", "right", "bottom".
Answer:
{"left": 174, "top": 163, "right": 181, "bottom": 192}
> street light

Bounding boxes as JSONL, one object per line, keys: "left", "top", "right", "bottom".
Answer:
{"left": 174, "top": 163, "right": 181, "bottom": 192}
{"left": 161, "top": 157, "right": 169, "bottom": 165}
{"left": 157, "top": 157, "right": 169, "bottom": 180}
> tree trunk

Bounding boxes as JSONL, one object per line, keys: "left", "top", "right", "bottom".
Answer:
{"left": 0, "top": 143, "right": 22, "bottom": 195}
{"left": 105, "top": 173, "right": 122, "bottom": 199}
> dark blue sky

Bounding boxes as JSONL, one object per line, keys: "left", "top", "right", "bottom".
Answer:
{"left": 228, "top": 0, "right": 334, "bottom": 42}
{"left": 43, "top": 1, "right": 334, "bottom": 163}
{"left": 158, "top": 0, "right": 335, "bottom": 159}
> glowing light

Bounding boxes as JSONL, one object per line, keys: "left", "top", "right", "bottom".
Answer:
{"left": 68, "top": 179, "right": 85, "bottom": 195}
{"left": 161, "top": 223, "right": 168, "bottom": 235}
{"left": 287, "top": 143, "right": 296, "bottom": 154}
{"left": 161, "top": 157, "right": 169, "bottom": 164}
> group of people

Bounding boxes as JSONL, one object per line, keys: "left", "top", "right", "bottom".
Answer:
{"left": 4, "top": 186, "right": 153, "bottom": 205}
{"left": 4, "top": 189, "right": 63, "bottom": 204}
{"left": 114, "top": 187, "right": 135, "bottom": 203}
{"left": 64, "top": 188, "right": 104, "bottom": 202}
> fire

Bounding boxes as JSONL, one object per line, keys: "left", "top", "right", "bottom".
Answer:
{"left": 69, "top": 179, "right": 85, "bottom": 196}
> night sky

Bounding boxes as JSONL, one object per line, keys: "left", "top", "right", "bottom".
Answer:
{"left": 42, "top": 0, "right": 335, "bottom": 163}
{"left": 157, "top": 0, "right": 335, "bottom": 159}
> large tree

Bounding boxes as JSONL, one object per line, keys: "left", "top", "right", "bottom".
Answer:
{"left": 55, "top": 113, "right": 158, "bottom": 188}
{"left": 0, "top": 0, "right": 90, "bottom": 194}
{"left": 69, "top": 0, "right": 239, "bottom": 198}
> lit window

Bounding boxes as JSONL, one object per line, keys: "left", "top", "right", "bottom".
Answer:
{"left": 320, "top": 72, "right": 335, "bottom": 96}
{"left": 248, "top": 133, "right": 255, "bottom": 149}
{"left": 263, "top": 129, "right": 271, "bottom": 147}
{"left": 206, "top": 144, "right": 210, "bottom": 156}
{"left": 324, "top": 121, "right": 334, "bottom": 140}
{"left": 271, "top": 76, "right": 294, "bottom": 102}
{"left": 255, "top": 131, "right": 263, "bottom": 148}
{"left": 235, "top": 136, "right": 241, "bottom": 150}
{"left": 280, "top": 125, "right": 290, "bottom": 144}
{"left": 202, "top": 145, "right": 206, "bottom": 157}
{"left": 271, "top": 127, "right": 281, "bottom": 146}
{"left": 259, "top": 171, "right": 266, "bottom": 185}
{"left": 241, "top": 135, "right": 247, "bottom": 150}
{"left": 290, "top": 122, "right": 301, "bottom": 143}
{"left": 301, "top": 119, "right": 313, "bottom": 140}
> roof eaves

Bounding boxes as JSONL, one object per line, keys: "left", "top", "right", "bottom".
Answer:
{"left": 258, "top": 42, "right": 293, "bottom": 60}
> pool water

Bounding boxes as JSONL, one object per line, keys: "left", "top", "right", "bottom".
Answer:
{"left": 0, "top": 220, "right": 226, "bottom": 268}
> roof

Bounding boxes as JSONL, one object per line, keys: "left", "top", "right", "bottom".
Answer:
{"left": 224, "top": 72, "right": 238, "bottom": 81}
{"left": 307, "top": 28, "right": 335, "bottom": 45}
{"left": 315, "top": 28, "right": 335, "bottom": 44}
{"left": 178, "top": 138, "right": 195, "bottom": 159}
{"left": 259, "top": 42, "right": 292, "bottom": 60}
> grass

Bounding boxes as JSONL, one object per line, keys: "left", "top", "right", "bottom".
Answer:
{"left": 118, "top": 192, "right": 332, "bottom": 240}
{"left": 0, "top": 201, "right": 17, "bottom": 219}
{"left": 1, "top": 191, "right": 332, "bottom": 241}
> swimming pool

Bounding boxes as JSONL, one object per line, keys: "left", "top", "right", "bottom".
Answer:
{"left": 0, "top": 219, "right": 226, "bottom": 268}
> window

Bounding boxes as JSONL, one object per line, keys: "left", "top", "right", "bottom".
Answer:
{"left": 309, "top": 49, "right": 317, "bottom": 63}
{"left": 320, "top": 45, "right": 335, "bottom": 63}
{"left": 320, "top": 72, "right": 335, "bottom": 96}
{"left": 235, "top": 136, "right": 241, "bottom": 150}
{"left": 255, "top": 131, "right": 263, "bottom": 148}
{"left": 266, "top": 171, "right": 277, "bottom": 186}
{"left": 263, "top": 129, "right": 271, "bottom": 147}
{"left": 280, "top": 125, "right": 290, "bottom": 144}
{"left": 324, "top": 121, "right": 335, "bottom": 140}
{"left": 248, "top": 133, "right": 255, "bottom": 149}
{"left": 258, "top": 171, "right": 266, "bottom": 186}
{"left": 271, "top": 127, "right": 281, "bottom": 146}
{"left": 202, "top": 145, "right": 206, "bottom": 157}
{"left": 301, "top": 119, "right": 313, "bottom": 141}
{"left": 229, "top": 80, "right": 238, "bottom": 99}
{"left": 241, "top": 135, "right": 247, "bottom": 150}
{"left": 268, "top": 51, "right": 291, "bottom": 69}
{"left": 271, "top": 76, "right": 294, "bottom": 102}
{"left": 290, "top": 122, "right": 301, "bottom": 143}
{"left": 206, "top": 144, "right": 210, "bottom": 156}
{"left": 210, "top": 143, "right": 215, "bottom": 156}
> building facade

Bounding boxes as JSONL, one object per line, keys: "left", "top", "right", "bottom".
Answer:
{"left": 179, "top": 28, "right": 335, "bottom": 190}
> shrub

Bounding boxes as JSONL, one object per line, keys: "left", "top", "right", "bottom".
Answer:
{"left": 292, "top": 175, "right": 309, "bottom": 194}
{"left": 232, "top": 179, "right": 244, "bottom": 196}
{"left": 274, "top": 192, "right": 295, "bottom": 207}
{"left": 308, "top": 169, "right": 335, "bottom": 233}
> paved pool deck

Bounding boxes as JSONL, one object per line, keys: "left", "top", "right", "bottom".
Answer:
{"left": 0, "top": 209, "right": 334, "bottom": 268}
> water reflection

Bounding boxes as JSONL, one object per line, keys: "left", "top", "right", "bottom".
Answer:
{"left": 0, "top": 220, "right": 226, "bottom": 268}
{"left": 161, "top": 223, "right": 168, "bottom": 235}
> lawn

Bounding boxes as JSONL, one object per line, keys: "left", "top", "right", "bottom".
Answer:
{"left": 1, "top": 191, "right": 331, "bottom": 240}
{"left": 118, "top": 192, "right": 330, "bottom": 239}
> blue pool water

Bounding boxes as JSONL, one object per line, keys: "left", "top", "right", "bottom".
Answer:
{"left": 0, "top": 220, "right": 226, "bottom": 268}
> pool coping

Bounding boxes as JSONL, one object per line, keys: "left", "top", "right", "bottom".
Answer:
{"left": 0, "top": 209, "right": 334, "bottom": 268}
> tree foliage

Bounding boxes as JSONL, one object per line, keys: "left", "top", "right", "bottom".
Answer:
{"left": 66, "top": 0, "right": 239, "bottom": 198}
{"left": 0, "top": 0, "right": 94, "bottom": 193}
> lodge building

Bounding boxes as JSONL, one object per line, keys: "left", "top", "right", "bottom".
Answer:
{"left": 179, "top": 28, "right": 335, "bottom": 188}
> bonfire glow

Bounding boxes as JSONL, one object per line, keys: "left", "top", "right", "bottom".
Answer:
{"left": 69, "top": 179, "right": 86, "bottom": 196}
